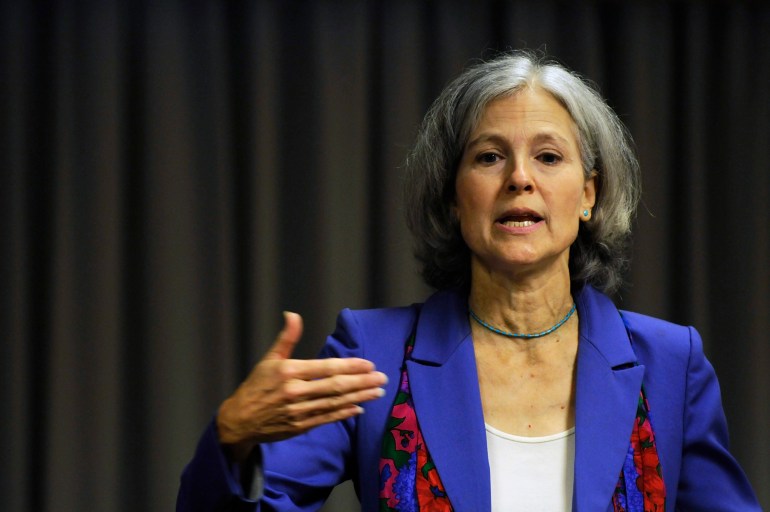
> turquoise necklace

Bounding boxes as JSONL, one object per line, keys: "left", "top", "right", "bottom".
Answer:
{"left": 468, "top": 302, "right": 576, "bottom": 339}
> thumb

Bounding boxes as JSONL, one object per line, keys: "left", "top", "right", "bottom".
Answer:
{"left": 266, "top": 311, "right": 303, "bottom": 360}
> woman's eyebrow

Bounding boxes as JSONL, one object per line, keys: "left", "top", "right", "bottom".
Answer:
{"left": 530, "top": 132, "right": 572, "bottom": 147}
{"left": 465, "top": 132, "right": 507, "bottom": 150}
{"left": 465, "top": 131, "right": 572, "bottom": 150}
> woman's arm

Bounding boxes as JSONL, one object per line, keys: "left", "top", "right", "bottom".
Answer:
{"left": 676, "top": 327, "right": 761, "bottom": 510}
{"left": 176, "top": 312, "right": 387, "bottom": 512}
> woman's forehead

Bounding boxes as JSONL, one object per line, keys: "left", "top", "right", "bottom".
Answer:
{"left": 467, "top": 89, "right": 579, "bottom": 145}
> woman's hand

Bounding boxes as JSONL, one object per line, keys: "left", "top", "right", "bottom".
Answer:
{"left": 216, "top": 312, "right": 388, "bottom": 462}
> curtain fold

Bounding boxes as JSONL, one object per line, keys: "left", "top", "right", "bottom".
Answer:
{"left": 2, "top": 1, "right": 768, "bottom": 510}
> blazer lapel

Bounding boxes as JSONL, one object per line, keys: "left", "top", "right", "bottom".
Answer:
{"left": 402, "top": 287, "right": 643, "bottom": 512}
{"left": 573, "top": 287, "right": 645, "bottom": 511}
{"left": 407, "top": 290, "right": 491, "bottom": 512}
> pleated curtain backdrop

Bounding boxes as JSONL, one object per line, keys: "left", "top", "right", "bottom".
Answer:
{"left": 1, "top": 1, "right": 768, "bottom": 511}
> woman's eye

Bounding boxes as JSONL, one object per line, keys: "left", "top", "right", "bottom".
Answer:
{"left": 538, "top": 152, "right": 561, "bottom": 165}
{"left": 478, "top": 152, "right": 501, "bottom": 164}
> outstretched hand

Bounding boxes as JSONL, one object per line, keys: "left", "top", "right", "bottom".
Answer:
{"left": 216, "top": 312, "right": 388, "bottom": 462}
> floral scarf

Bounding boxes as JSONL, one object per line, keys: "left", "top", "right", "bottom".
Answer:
{"left": 378, "top": 335, "right": 666, "bottom": 512}
{"left": 613, "top": 390, "right": 667, "bottom": 511}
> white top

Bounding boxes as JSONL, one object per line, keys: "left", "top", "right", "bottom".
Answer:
{"left": 485, "top": 424, "right": 575, "bottom": 511}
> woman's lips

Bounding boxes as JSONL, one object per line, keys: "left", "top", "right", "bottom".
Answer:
{"left": 496, "top": 214, "right": 543, "bottom": 233}
{"left": 499, "top": 216, "right": 539, "bottom": 227}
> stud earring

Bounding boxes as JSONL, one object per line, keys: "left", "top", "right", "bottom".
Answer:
{"left": 583, "top": 209, "right": 590, "bottom": 217}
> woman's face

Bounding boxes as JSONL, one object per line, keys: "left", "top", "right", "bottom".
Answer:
{"left": 454, "top": 87, "right": 596, "bottom": 279}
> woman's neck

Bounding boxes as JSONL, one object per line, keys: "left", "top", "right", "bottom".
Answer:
{"left": 468, "top": 258, "right": 574, "bottom": 337}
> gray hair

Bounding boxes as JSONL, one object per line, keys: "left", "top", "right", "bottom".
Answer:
{"left": 404, "top": 50, "right": 640, "bottom": 294}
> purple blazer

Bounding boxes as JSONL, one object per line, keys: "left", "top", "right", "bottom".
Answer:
{"left": 177, "top": 285, "right": 760, "bottom": 511}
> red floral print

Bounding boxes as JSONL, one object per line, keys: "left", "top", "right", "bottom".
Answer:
{"left": 613, "top": 388, "right": 666, "bottom": 512}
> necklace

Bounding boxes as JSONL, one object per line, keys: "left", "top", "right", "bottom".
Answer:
{"left": 468, "top": 302, "right": 576, "bottom": 339}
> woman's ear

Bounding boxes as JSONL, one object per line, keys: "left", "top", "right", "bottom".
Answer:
{"left": 581, "top": 170, "right": 598, "bottom": 220}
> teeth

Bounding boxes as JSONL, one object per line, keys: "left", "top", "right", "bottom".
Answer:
{"left": 502, "top": 220, "right": 536, "bottom": 227}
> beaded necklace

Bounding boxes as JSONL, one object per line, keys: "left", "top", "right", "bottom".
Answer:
{"left": 468, "top": 302, "right": 576, "bottom": 339}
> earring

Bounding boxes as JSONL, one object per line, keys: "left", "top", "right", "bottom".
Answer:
{"left": 583, "top": 210, "right": 590, "bottom": 217}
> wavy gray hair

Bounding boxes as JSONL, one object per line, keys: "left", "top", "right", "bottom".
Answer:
{"left": 404, "top": 51, "right": 640, "bottom": 294}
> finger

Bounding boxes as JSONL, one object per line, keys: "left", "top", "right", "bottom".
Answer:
{"left": 279, "top": 357, "right": 382, "bottom": 381}
{"left": 266, "top": 311, "right": 303, "bottom": 361}
{"left": 287, "top": 404, "right": 366, "bottom": 435}
{"left": 283, "top": 371, "right": 388, "bottom": 401}
{"left": 285, "top": 386, "right": 386, "bottom": 419}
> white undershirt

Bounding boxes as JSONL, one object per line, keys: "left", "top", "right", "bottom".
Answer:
{"left": 485, "top": 424, "right": 575, "bottom": 511}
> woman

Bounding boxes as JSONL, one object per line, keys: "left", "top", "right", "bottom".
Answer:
{"left": 177, "top": 51, "right": 760, "bottom": 511}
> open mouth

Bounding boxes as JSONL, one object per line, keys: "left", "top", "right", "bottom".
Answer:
{"left": 497, "top": 214, "right": 543, "bottom": 228}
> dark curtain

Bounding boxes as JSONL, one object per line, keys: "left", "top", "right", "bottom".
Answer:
{"left": 2, "top": 1, "right": 768, "bottom": 510}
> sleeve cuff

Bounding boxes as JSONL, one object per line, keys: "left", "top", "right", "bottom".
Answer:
{"left": 177, "top": 418, "right": 263, "bottom": 511}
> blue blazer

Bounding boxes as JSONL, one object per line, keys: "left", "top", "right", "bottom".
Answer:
{"left": 178, "top": 286, "right": 760, "bottom": 511}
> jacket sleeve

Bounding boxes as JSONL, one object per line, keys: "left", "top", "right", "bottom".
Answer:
{"left": 176, "top": 420, "right": 262, "bottom": 512}
{"left": 176, "top": 309, "right": 368, "bottom": 512}
{"left": 676, "top": 327, "right": 761, "bottom": 510}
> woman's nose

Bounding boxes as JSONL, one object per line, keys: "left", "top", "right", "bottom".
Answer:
{"left": 506, "top": 161, "right": 534, "bottom": 192}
